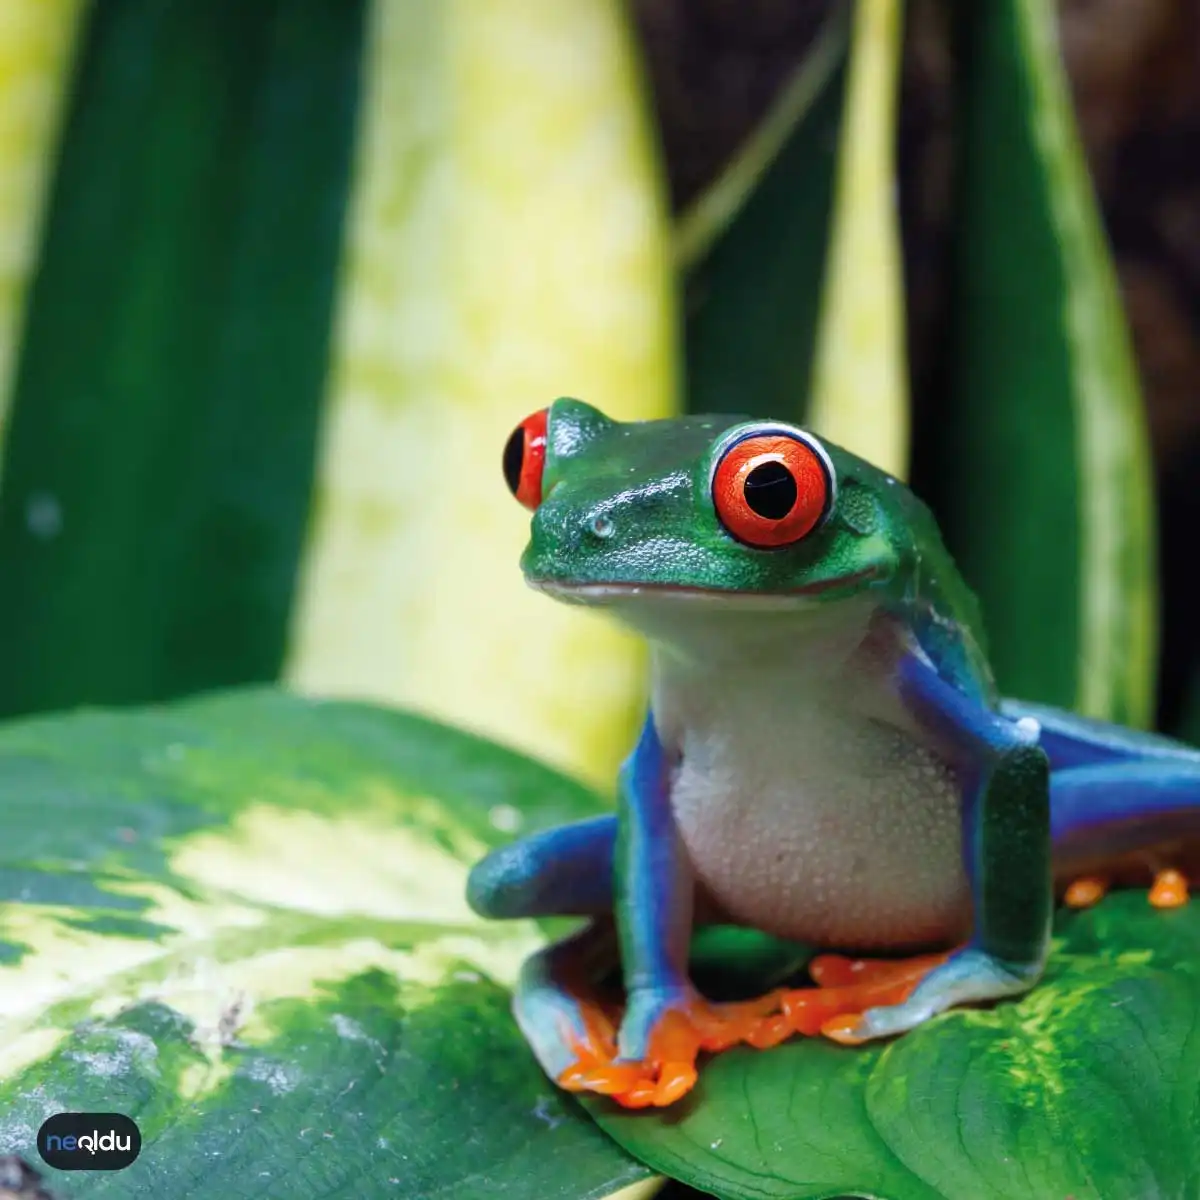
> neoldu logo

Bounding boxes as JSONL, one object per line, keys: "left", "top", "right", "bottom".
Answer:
{"left": 37, "top": 1113, "right": 141, "bottom": 1171}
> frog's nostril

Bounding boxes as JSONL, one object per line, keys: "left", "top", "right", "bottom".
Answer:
{"left": 589, "top": 514, "right": 615, "bottom": 540}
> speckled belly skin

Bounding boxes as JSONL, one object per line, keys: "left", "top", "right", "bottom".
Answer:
{"left": 650, "top": 606, "right": 972, "bottom": 950}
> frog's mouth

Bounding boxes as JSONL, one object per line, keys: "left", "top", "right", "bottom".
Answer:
{"left": 528, "top": 568, "right": 881, "bottom": 608}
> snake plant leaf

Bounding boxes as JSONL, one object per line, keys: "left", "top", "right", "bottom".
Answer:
{"left": 681, "top": 0, "right": 909, "bottom": 483}
{"left": 0, "top": 0, "right": 674, "bottom": 795}
{"left": 680, "top": 6, "right": 847, "bottom": 424}
{"left": 805, "top": 0, "right": 908, "bottom": 480}
{"left": 590, "top": 896, "right": 1200, "bottom": 1200}
{"left": 285, "top": 0, "right": 676, "bottom": 793}
{"left": 920, "top": 0, "right": 1157, "bottom": 726}
{"left": 0, "top": 0, "right": 86, "bottom": 446}
{"left": 0, "top": 0, "right": 365, "bottom": 720}
{"left": 0, "top": 689, "right": 655, "bottom": 1200}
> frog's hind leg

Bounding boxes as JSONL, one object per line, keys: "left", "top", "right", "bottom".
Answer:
{"left": 1000, "top": 701, "right": 1200, "bottom": 910}
{"left": 511, "top": 918, "right": 627, "bottom": 1086}
{"left": 798, "top": 749, "right": 1200, "bottom": 1045}
{"left": 1049, "top": 760, "right": 1200, "bottom": 910}
{"left": 771, "top": 947, "right": 960, "bottom": 1043}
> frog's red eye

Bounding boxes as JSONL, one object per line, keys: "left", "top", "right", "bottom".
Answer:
{"left": 712, "top": 431, "right": 832, "bottom": 548}
{"left": 503, "top": 408, "right": 549, "bottom": 510}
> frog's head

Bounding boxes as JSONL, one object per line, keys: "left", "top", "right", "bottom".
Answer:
{"left": 503, "top": 398, "right": 933, "bottom": 634}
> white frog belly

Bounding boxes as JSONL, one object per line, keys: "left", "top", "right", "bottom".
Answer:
{"left": 669, "top": 709, "right": 971, "bottom": 949}
{"left": 642, "top": 594, "right": 974, "bottom": 949}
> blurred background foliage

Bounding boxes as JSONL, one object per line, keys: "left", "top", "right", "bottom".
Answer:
{"left": 0, "top": 4, "right": 1196, "bottom": 1196}
{"left": 0, "top": 0, "right": 1194, "bottom": 796}
{"left": 650, "top": 0, "right": 1199, "bottom": 734}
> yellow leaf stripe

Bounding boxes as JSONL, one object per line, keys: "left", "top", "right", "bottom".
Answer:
{"left": 286, "top": 0, "right": 677, "bottom": 792}
{"left": 806, "top": 0, "right": 908, "bottom": 479}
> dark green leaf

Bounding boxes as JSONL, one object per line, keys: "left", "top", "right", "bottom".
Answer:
{"left": 0, "top": 0, "right": 364, "bottom": 717}
{"left": 680, "top": 13, "right": 847, "bottom": 422}
{"left": 590, "top": 896, "right": 1200, "bottom": 1199}
{"left": 917, "top": 0, "right": 1156, "bottom": 726}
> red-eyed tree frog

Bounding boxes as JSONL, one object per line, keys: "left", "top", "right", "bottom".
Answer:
{"left": 467, "top": 398, "right": 1200, "bottom": 1109}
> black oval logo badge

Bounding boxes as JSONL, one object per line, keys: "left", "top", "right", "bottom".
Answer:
{"left": 36, "top": 1113, "right": 141, "bottom": 1171}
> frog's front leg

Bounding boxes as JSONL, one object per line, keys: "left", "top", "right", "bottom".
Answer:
{"left": 564, "top": 712, "right": 789, "bottom": 1108}
{"left": 799, "top": 649, "right": 1053, "bottom": 1045}
{"left": 467, "top": 815, "right": 623, "bottom": 1085}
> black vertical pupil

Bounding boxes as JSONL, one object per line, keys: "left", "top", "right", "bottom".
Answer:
{"left": 743, "top": 461, "right": 797, "bottom": 519}
{"left": 503, "top": 425, "right": 525, "bottom": 495}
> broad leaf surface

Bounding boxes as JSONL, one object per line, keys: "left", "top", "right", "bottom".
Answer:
{"left": 592, "top": 897, "right": 1200, "bottom": 1199}
{"left": 0, "top": 688, "right": 653, "bottom": 1200}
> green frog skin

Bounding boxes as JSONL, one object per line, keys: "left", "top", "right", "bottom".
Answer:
{"left": 467, "top": 398, "right": 1200, "bottom": 1109}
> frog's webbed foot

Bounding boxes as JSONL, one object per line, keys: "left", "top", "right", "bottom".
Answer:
{"left": 1149, "top": 868, "right": 1190, "bottom": 908}
{"left": 772, "top": 949, "right": 955, "bottom": 1043}
{"left": 1064, "top": 868, "right": 1191, "bottom": 911}
{"left": 780, "top": 946, "right": 1037, "bottom": 1046}
{"left": 511, "top": 923, "right": 791, "bottom": 1108}
{"left": 1063, "top": 875, "right": 1110, "bottom": 908}
{"left": 558, "top": 985, "right": 790, "bottom": 1108}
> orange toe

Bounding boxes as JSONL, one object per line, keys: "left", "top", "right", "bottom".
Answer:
{"left": 1064, "top": 875, "right": 1109, "bottom": 909}
{"left": 613, "top": 1078, "right": 658, "bottom": 1108}
{"left": 1149, "top": 868, "right": 1189, "bottom": 909}
{"left": 559, "top": 1062, "right": 645, "bottom": 1094}
{"left": 781, "top": 950, "right": 953, "bottom": 1037}
{"left": 563, "top": 1004, "right": 706, "bottom": 1108}
{"left": 556, "top": 997, "right": 627, "bottom": 1093}
{"left": 652, "top": 1061, "right": 698, "bottom": 1107}
{"left": 820, "top": 1013, "right": 869, "bottom": 1045}
{"left": 557, "top": 982, "right": 821, "bottom": 1107}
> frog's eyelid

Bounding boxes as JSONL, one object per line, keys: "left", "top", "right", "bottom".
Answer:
{"left": 706, "top": 421, "right": 838, "bottom": 524}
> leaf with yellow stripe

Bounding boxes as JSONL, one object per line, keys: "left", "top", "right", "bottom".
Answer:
{"left": 679, "top": 0, "right": 908, "bottom": 480}
{"left": 286, "top": 0, "right": 677, "bottom": 793}
{"left": 0, "top": 688, "right": 657, "bottom": 1199}
{"left": 679, "top": 5, "right": 848, "bottom": 424}
{"left": 0, "top": 0, "right": 366, "bottom": 718}
{"left": 919, "top": 0, "right": 1157, "bottom": 725}
{"left": 805, "top": 0, "right": 907, "bottom": 479}
{"left": 0, "top": 0, "right": 673, "bottom": 800}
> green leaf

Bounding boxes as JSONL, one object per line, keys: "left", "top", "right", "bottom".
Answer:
{"left": 589, "top": 896, "right": 1200, "bottom": 1199}
{"left": 0, "top": 688, "right": 655, "bottom": 1200}
{"left": 673, "top": 10, "right": 847, "bottom": 274}
{"left": 284, "top": 0, "right": 677, "bottom": 795}
{"left": 680, "top": 0, "right": 909, "bottom": 482}
{"left": 0, "top": 0, "right": 365, "bottom": 718}
{"left": 0, "top": 0, "right": 675, "bottom": 793}
{"left": 680, "top": 9, "right": 847, "bottom": 424}
{"left": 805, "top": 0, "right": 908, "bottom": 480}
{"left": 920, "top": 0, "right": 1157, "bottom": 725}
